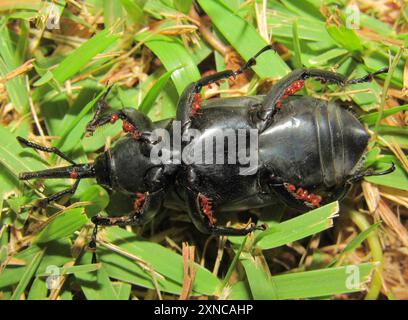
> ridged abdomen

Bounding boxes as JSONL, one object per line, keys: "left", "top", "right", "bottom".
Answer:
{"left": 259, "top": 97, "right": 369, "bottom": 188}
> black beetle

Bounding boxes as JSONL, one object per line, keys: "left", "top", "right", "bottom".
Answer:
{"left": 18, "top": 45, "right": 394, "bottom": 254}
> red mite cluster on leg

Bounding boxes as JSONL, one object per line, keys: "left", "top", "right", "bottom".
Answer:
{"left": 191, "top": 93, "right": 202, "bottom": 117}
{"left": 284, "top": 183, "right": 322, "bottom": 207}
{"left": 276, "top": 80, "right": 305, "bottom": 109}
{"left": 198, "top": 193, "right": 217, "bottom": 225}
{"left": 134, "top": 192, "right": 146, "bottom": 212}
{"left": 70, "top": 170, "right": 78, "bottom": 179}
{"left": 122, "top": 120, "right": 135, "bottom": 133}
{"left": 110, "top": 113, "right": 142, "bottom": 140}
{"left": 122, "top": 120, "right": 142, "bottom": 140}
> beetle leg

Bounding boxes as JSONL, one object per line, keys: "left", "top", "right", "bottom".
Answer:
{"left": 91, "top": 190, "right": 164, "bottom": 228}
{"left": 258, "top": 67, "right": 389, "bottom": 131}
{"left": 86, "top": 88, "right": 153, "bottom": 140}
{"left": 86, "top": 107, "right": 153, "bottom": 141}
{"left": 34, "top": 180, "right": 80, "bottom": 208}
{"left": 185, "top": 190, "right": 266, "bottom": 236}
{"left": 88, "top": 190, "right": 165, "bottom": 262}
{"left": 86, "top": 85, "right": 113, "bottom": 132}
{"left": 177, "top": 45, "right": 276, "bottom": 130}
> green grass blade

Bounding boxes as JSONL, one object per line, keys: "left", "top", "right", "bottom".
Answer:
{"left": 119, "top": 0, "right": 144, "bottom": 23}
{"left": 27, "top": 277, "right": 48, "bottom": 300}
{"left": 0, "top": 125, "right": 48, "bottom": 177}
{"left": 135, "top": 33, "right": 201, "bottom": 94}
{"left": 37, "top": 263, "right": 101, "bottom": 277}
{"left": 255, "top": 202, "right": 339, "bottom": 249}
{"left": 344, "top": 222, "right": 382, "bottom": 254}
{"left": 78, "top": 185, "right": 110, "bottom": 216}
{"left": 139, "top": 68, "right": 178, "bottom": 114}
{"left": 112, "top": 282, "right": 132, "bottom": 300}
{"left": 241, "top": 252, "right": 377, "bottom": 299}
{"left": 75, "top": 264, "right": 119, "bottom": 300}
{"left": 308, "top": 48, "right": 348, "bottom": 66}
{"left": 98, "top": 245, "right": 185, "bottom": 295}
{"left": 292, "top": 19, "right": 302, "bottom": 69}
{"left": 0, "top": 240, "right": 75, "bottom": 290}
{"left": 221, "top": 236, "right": 247, "bottom": 289}
{"left": 376, "top": 125, "right": 408, "bottom": 149}
{"left": 102, "top": 227, "right": 220, "bottom": 295}
{"left": 10, "top": 249, "right": 45, "bottom": 300}
{"left": 0, "top": 24, "right": 29, "bottom": 113}
{"left": 327, "top": 221, "right": 382, "bottom": 268}
{"left": 198, "top": 0, "right": 290, "bottom": 79}
{"left": 360, "top": 104, "right": 408, "bottom": 125}
{"left": 104, "top": 0, "right": 123, "bottom": 28}
{"left": 34, "top": 29, "right": 119, "bottom": 86}
{"left": 54, "top": 87, "right": 108, "bottom": 150}
{"left": 34, "top": 208, "right": 88, "bottom": 244}
{"left": 326, "top": 25, "right": 363, "bottom": 53}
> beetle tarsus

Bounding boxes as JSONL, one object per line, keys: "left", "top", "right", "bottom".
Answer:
{"left": 348, "top": 162, "right": 396, "bottom": 183}
{"left": 346, "top": 67, "right": 389, "bottom": 85}
{"left": 87, "top": 223, "right": 98, "bottom": 263}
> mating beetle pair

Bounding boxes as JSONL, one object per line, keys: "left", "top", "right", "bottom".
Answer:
{"left": 18, "top": 45, "right": 394, "bottom": 255}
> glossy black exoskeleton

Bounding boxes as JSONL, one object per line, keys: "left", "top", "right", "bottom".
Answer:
{"left": 18, "top": 45, "right": 394, "bottom": 255}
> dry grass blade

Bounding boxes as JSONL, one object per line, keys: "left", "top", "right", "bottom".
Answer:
{"left": 98, "top": 240, "right": 163, "bottom": 299}
{"left": 0, "top": 59, "right": 34, "bottom": 84}
{"left": 377, "top": 199, "right": 408, "bottom": 247}
{"left": 179, "top": 242, "right": 196, "bottom": 300}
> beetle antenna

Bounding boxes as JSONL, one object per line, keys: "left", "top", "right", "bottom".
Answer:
{"left": 17, "top": 137, "right": 98, "bottom": 206}
{"left": 17, "top": 136, "right": 76, "bottom": 165}
{"left": 19, "top": 163, "right": 95, "bottom": 207}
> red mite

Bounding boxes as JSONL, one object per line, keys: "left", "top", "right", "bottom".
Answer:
{"left": 110, "top": 113, "right": 119, "bottom": 124}
{"left": 122, "top": 120, "right": 135, "bottom": 133}
{"left": 199, "top": 194, "right": 216, "bottom": 225}
{"left": 121, "top": 120, "right": 142, "bottom": 140}
{"left": 110, "top": 114, "right": 141, "bottom": 139}
{"left": 191, "top": 93, "right": 202, "bottom": 117}
{"left": 276, "top": 80, "right": 305, "bottom": 109}
{"left": 134, "top": 192, "right": 146, "bottom": 211}
{"left": 70, "top": 170, "right": 78, "bottom": 179}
